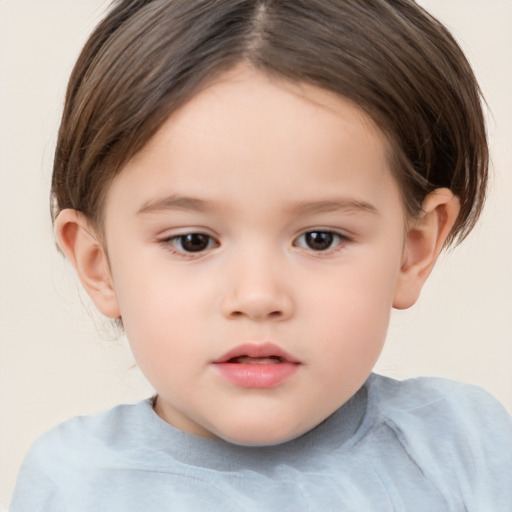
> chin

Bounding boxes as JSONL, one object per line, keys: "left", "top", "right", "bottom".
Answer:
{"left": 213, "top": 417, "right": 309, "bottom": 447}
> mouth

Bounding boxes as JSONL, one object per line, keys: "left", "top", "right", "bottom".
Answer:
{"left": 212, "top": 342, "right": 301, "bottom": 389}
{"left": 226, "top": 355, "right": 285, "bottom": 364}
{"left": 213, "top": 342, "right": 300, "bottom": 365}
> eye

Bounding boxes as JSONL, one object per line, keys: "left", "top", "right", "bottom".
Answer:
{"left": 164, "top": 233, "right": 217, "bottom": 253}
{"left": 294, "top": 230, "right": 347, "bottom": 252}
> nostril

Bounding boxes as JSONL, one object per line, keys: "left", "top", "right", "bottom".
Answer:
{"left": 229, "top": 309, "right": 282, "bottom": 319}
{"left": 221, "top": 288, "right": 294, "bottom": 321}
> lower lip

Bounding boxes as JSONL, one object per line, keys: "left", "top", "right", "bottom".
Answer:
{"left": 213, "top": 362, "right": 300, "bottom": 388}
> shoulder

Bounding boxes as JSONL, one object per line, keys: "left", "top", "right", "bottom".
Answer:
{"left": 364, "top": 374, "right": 512, "bottom": 508}
{"left": 367, "top": 373, "right": 512, "bottom": 431}
{"left": 24, "top": 399, "right": 151, "bottom": 461}
{"left": 10, "top": 400, "right": 152, "bottom": 511}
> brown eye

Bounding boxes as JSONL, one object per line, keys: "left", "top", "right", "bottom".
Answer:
{"left": 305, "top": 232, "right": 334, "bottom": 250}
{"left": 295, "top": 231, "right": 346, "bottom": 252}
{"left": 174, "top": 233, "right": 214, "bottom": 252}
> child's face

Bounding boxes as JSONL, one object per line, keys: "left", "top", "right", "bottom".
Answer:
{"left": 102, "top": 66, "right": 408, "bottom": 445}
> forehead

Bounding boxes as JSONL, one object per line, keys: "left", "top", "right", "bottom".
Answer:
{"left": 132, "top": 65, "right": 387, "bottom": 165}
{"left": 106, "top": 65, "right": 402, "bottom": 220}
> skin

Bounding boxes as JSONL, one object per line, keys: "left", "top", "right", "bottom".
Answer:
{"left": 56, "top": 66, "right": 460, "bottom": 446}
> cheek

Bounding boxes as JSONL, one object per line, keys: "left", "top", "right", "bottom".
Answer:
{"left": 304, "top": 250, "right": 402, "bottom": 361}
{"left": 110, "top": 256, "right": 211, "bottom": 358}
{"left": 118, "top": 285, "right": 208, "bottom": 390}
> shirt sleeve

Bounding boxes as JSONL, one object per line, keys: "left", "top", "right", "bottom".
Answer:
{"left": 452, "top": 383, "right": 512, "bottom": 511}
{"left": 381, "top": 377, "right": 512, "bottom": 511}
{"left": 9, "top": 435, "right": 68, "bottom": 512}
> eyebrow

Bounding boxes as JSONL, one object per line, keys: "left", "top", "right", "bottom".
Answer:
{"left": 287, "top": 198, "right": 379, "bottom": 216}
{"left": 137, "top": 194, "right": 379, "bottom": 216}
{"left": 137, "top": 195, "right": 218, "bottom": 215}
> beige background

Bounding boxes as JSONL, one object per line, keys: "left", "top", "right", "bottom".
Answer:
{"left": 1, "top": 0, "right": 511, "bottom": 507}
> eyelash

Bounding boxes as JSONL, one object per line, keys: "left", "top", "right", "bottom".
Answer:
{"left": 159, "top": 233, "right": 218, "bottom": 257}
{"left": 294, "top": 231, "right": 348, "bottom": 253}
{"left": 158, "top": 229, "right": 349, "bottom": 257}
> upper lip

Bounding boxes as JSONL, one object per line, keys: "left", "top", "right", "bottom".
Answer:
{"left": 212, "top": 342, "right": 301, "bottom": 364}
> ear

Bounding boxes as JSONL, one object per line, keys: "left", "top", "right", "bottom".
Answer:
{"left": 55, "top": 209, "right": 121, "bottom": 319}
{"left": 393, "top": 188, "right": 460, "bottom": 310}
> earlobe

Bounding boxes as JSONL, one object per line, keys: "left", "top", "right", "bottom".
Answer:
{"left": 55, "top": 209, "right": 121, "bottom": 319}
{"left": 393, "top": 188, "right": 460, "bottom": 310}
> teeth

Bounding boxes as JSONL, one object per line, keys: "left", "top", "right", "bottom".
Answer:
{"left": 232, "top": 356, "right": 282, "bottom": 364}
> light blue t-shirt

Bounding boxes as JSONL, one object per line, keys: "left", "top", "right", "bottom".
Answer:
{"left": 10, "top": 374, "right": 512, "bottom": 511}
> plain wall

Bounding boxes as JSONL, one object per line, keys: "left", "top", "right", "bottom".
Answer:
{"left": 1, "top": 0, "right": 511, "bottom": 507}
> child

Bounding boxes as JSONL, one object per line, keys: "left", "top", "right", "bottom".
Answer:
{"left": 10, "top": 0, "right": 512, "bottom": 510}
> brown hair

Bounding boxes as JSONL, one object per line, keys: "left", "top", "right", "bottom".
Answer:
{"left": 51, "top": 0, "right": 488, "bottom": 246}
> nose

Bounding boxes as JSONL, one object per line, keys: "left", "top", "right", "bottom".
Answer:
{"left": 220, "top": 250, "right": 294, "bottom": 322}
